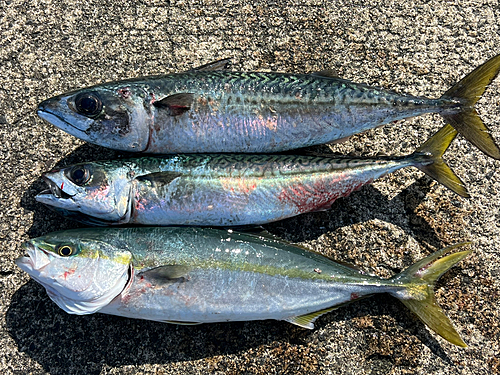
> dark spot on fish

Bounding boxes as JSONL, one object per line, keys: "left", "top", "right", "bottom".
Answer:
{"left": 350, "top": 292, "right": 360, "bottom": 300}
{"left": 117, "top": 87, "right": 132, "bottom": 99}
{"left": 88, "top": 107, "right": 130, "bottom": 136}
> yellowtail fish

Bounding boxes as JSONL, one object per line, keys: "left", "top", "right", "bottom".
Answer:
{"left": 36, "top": 125, "right": 467, "bottom": 226}
{"left": 36, "top": 55, "right": 500, "bottom": 158}
{"left": 16, "top": 227, "right": 471, "bottom": 347}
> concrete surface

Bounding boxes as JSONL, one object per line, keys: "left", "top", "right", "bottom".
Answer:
{"left": 1, "top": 0, "right": 499, "bottom": 374}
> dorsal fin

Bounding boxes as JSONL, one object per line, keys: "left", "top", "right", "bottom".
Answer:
{"left": 240, "top": 229, "right": 365, "bottom": 273}
{"left": 312, "top": 69, "right": 339, "bottom": 78}
{"left": 189, "top": 58, "right": 233, "bottom": 72}
{"left": 239, "top": 229, "right": 312, "bottom": 251}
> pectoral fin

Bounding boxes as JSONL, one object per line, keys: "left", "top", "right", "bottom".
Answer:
{"left": 140, "top": 265, "right": 192, "bottom": 282}
{"left": 153, "top": 93, "right": 194, "bottom": 116}
{"left": 136, "top": 171, "right": 183, "bottom": 188}
{"left": 162, "top": 320, "right": 203, "bottom": 325}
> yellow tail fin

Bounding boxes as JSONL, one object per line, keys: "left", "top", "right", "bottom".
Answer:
{"left": 412, "top": 124, "right": 469, "bottom": 198}
{"left": 390, "top": 243, "right": 472, "bottom": 347}
{"left": 441, "top": 54, "right": 500, "bottom": 159}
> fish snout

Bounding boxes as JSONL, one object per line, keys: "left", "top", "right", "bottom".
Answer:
{"left": 16, "top": 242, "right": 51, "bottom": 272}
{"left": 37, "top": 97, "right": 61, "bottom": 116}
{"left": 37, "top": 95, "right": 94, "bottom": 133}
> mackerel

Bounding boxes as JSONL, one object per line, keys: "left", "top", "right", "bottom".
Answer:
{"left": 36, "top": 125, "right": 468, "bottom": 226}
{"left": 37, "top": 55, "right": 500, "bottom": 158}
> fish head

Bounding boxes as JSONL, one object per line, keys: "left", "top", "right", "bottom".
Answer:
{"left": 36, "top": 161, "right": 134, "bottom": 224}
{"left": 16, "top": 231, "right": 132, "bottom": 314}
{"left": 38, "top": 84, "right": 151, "bottom": 152}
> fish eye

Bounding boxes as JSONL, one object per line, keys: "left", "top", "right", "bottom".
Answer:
{"left": 57, "top": 245, "right": 75, "bottom": 257}
{"left": 74, "top": 92, "right": 103, "bottom": 117}
{"left": 69, "top": 165, "right": 90, "bottom": 185}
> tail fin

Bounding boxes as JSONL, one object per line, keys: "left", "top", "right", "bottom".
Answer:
{"left": 440, "top": 54, "right": 500, "bottom": 159}
{"left": 390, "top": 243, "right": 472, "bottom": 347}
{"left": 412, "top": 124, "right": 469, "bottom": 197}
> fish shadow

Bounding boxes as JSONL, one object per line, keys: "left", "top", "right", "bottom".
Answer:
{"left": 6, "top": 280, "right": 452, "bottom": 375}
{"left": 21, "top": 144, "right": 444, "bottom": 248}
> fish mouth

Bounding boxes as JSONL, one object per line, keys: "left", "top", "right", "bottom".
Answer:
{"left": 16, "top": 242, "right": 51, "bottom": 273}
{"left": 37, "top": 109, "right": 70, "bottom": 128}
{"left": 15, "top": 245, "right": 34, "bottom": 271}
{"left": 40, "top": 175, "right": 74, "bottom": 200}
{"left": 37, "top": 109, "right": 90, "bottom": 133}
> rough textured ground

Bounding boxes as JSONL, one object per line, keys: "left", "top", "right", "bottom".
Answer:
{"left": 1, "top": 0, "right": 499, "bottom": 374}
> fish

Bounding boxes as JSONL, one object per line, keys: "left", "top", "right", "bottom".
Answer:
{"left": 16, "top": 227, "right": 471, "bottom": 347}
{"left": 36, "top": 55, "right": 500, "bottom": 158}
{"left": 35, "top": 124, "right": 468, "bottom": 226}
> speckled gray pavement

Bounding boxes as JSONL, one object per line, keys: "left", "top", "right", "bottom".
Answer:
{"left": 1, "top": 0, "right": 499, "bottom": 374}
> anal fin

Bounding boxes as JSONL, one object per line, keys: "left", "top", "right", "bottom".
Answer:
{"left": 286, "top": 306, "right": 338, "bottom": 329}
{"left": 162, "top": 320, "right": 203, "bottom": 326}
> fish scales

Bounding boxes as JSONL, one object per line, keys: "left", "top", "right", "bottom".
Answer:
{"left": 103, "top": 227, "right": 374, "bottom": 322}
{"left": 133, "top": 154, "right": 397, "bottom": 225}
{"left": 16, "top": 227, "right": 471, "bottom": 346}
{"left": 136, "top": 72, "right": 445, "bottom": 154}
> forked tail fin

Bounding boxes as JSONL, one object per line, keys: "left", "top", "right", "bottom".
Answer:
{"left": 440, "top": 54, "right": 500, "bottom": 159}
{"left": 411, "top": 124, "right": 469, "bottom": 198}
{"left": 390, "top": 243, "right": 472, "bottom": 347}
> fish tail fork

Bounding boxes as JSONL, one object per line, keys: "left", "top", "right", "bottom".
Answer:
{"left": 440, "top": 54, "right": 500, "bottom": 159}
{"left": 389, "top": 243, "right": 472, "bottom": 347}
{"left": 412, "top": 124, "right": 469, "bottom": 198}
